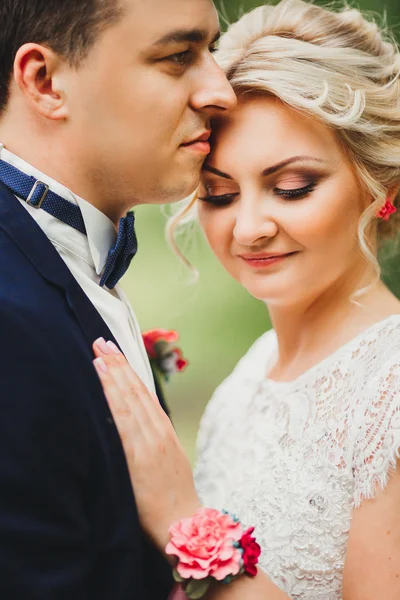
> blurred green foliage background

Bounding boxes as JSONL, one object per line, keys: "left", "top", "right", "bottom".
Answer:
{"left": 123, "top": 0, "right": 400, "bottom": 462}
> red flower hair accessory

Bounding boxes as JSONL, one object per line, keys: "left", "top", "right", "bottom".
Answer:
{"left": 142, "top": 329, "right": 188, "bottom": 382}
{"left": 377, "top": 199, "right": 397, "bottom": 221}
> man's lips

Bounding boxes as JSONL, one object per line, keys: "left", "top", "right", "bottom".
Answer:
{"left": 181, "top": 131, "right": 211, "bottom": 145}
{"left": 180, "top": 131, "right": 212, "bottom": 155}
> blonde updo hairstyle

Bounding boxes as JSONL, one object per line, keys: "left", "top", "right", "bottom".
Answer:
{"left": 169, "top": 0, "right": 400, "bottom": 278}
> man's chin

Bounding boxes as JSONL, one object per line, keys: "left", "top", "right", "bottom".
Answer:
{"left": 135, "top": 162, "right": 202, "bottom": 205}
{"left": 160, "top": 172, "right": 200, "bottom": 205}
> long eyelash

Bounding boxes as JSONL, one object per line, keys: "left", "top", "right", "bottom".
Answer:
{"left": 198, "top": 182, "right": 316, "bottom": 206}
{"left": 274, "top": 182, "right": 316, "bottom": 199}
{"left": 198, "top": 193, "right": 238, "bottom": 206}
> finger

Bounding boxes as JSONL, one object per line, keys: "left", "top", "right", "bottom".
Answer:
{"left": 94, "top": 339, "right": 174, "bottom": 437}
{"left": 101, "top": 340, "right": 166, "bottom": 424}
{"left": 93, "top": 357, "right": 173, "bottom": 475}
{"left": 93, "top": 338, "right": 148, "bottom": 401}
{"left": 93, "top": 337, "right": 118, "bottom": 357}
{"left": 94, "top": 339, "right": 158, "bottom": 401}
{"left": 93, "top": 349, "right": 157, "bottom": 443}
{"left": 93, "top": 357, "right": 140, "bottom": 428}
{"left": 93, "top": 358, "right": 153, "bottom": 476}
{"left": 94, "top": 339, "right": 148, "bottom": 395}
{"left": 107, "top": 342, "right": 154, "bottom": 394}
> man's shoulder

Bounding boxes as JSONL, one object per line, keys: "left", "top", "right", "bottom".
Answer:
{"left": 0, "top": 272, "right": 68, "bottom": 335}
{"left": 0, "top": 223, "right": 67, "bottom": 317}
{"left": 0, "top": 222, "right": 45, "bottom": 288}
{"left": 0, "top": 276, "right": 99, "bottom": 420}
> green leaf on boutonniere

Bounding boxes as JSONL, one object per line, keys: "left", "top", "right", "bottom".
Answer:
{"left": 142, "top": 330, "right": 189, "bottom": 383}
{"left": 172, "top": 568, "right": 185, "bottom": 583}
{"left": 185, "top": 578, "right": 211, "bottom": 599}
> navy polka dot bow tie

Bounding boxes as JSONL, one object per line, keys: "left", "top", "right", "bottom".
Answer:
{"left": 0, "top": 159, "right": 138, "bottom": 289}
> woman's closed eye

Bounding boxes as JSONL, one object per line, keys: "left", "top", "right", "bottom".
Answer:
{"left": 198, "top": 174, "right": 319, "bottom": 207}
{"left": 273, "top": 175, "right": 317, "bottom": 200}
{"left": 198, "top": 193, "right": 239, "bottom": 207}
{"left": 198, "top": 187, "right": 239, "bottom": 207}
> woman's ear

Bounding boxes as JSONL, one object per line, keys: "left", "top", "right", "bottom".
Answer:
{"left": 387, "top": 184, "right": 400, "bottom": 203}
{"left": 13, "top": 43, "right": 69, "bottom": 121}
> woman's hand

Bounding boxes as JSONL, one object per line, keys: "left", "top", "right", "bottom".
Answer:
{"left": 92, "top": 337, "right": 202, "bottom": 554}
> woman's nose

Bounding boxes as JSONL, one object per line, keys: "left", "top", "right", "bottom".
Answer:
{"left": 233, "top": 203, "right": 279, "bottom": 246}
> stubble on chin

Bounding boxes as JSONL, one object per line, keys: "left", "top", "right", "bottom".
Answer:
{"left": 156, "top": 166, "right": 201, "bottom": 205}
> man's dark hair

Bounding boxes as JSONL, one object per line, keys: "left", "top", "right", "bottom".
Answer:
{"left": 0, "top": 0, "right": 124, "bottom": 113}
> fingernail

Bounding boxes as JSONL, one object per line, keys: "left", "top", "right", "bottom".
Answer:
{"left": 95, "top": 337, "right": 111, "bottom": 354}
{"left": 107, "top": 341, "right": 121, "bottom": 355}
{"left": 94, "top": 357, "right": 108, "bottom": 374}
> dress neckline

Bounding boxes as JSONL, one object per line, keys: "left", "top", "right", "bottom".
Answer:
{"left": 261, "top": 313, "right": 400, "bottom": 388}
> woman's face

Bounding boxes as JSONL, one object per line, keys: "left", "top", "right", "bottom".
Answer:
{"left": 198, "top": 96, "right": 370, "bottom": 307}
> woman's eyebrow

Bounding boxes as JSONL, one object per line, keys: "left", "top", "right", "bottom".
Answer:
{"left": 262, "top": 156, "right": 328, "bottom": 176}
{"left": 202, "top": 165, "right": 233, "bottom": 179}
{"left": 202, "top": 156, "right": 327, "bottom": 180}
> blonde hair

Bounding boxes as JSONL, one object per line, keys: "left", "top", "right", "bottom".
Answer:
{"left": 169, "top": 0, "right": 400, "bottom": 281}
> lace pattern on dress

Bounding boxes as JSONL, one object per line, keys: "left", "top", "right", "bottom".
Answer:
{"left": 194, "top": 316, "right": 400, "bottom": 600}
{"left": 353, "top": 356, "right": 400, "bottom": 506}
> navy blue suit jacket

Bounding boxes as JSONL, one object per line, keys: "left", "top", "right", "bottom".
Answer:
{"left": 0, "top": 182, "right": 173, "bottom": 599}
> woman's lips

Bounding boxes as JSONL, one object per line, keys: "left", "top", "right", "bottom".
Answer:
{"left": 239, "top": 252, "right": 296, "bottom": 268}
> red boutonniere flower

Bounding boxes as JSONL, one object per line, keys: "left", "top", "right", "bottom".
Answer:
{"left": 142, "top": 329, "right": 188, "bottom": 382}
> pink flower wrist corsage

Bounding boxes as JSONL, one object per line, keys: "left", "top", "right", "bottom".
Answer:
{"left": 165, "top": 507, "right": 261, "bottom": 599}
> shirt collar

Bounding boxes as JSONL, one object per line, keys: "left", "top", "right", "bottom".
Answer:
{"left": 0, "top": 143, "right": 117, "bottom": 275}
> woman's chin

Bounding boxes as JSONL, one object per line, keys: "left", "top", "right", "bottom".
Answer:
{"left": 241, "top": 279, "right": 303, "bottom": 307}
{"left": 242, "top": 284, "right": 285, "bottom": 304}
{"left": 239, "top": 276, "right": 286, "bottom": 303}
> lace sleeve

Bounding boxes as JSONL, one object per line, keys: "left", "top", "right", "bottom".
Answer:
{"left": 352, "top": 356, "right": 400, "bottom": 507}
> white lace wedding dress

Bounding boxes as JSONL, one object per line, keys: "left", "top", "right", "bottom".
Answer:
{"left": 194, "top": 315, "right": 400, "bottom": 600}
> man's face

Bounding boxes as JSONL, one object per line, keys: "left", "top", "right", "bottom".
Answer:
{"left": 64, "top": 0, "right": 236, "bottom": 213}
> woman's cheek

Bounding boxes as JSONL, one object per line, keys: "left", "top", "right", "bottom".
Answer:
{"left": 197, "top": 203, "right": 212, "bottom": 240}
{"left": 198, "top": 207, "right": 232, "bottom": 262}
{"left": 284, "top": 195, "right": 343, "bottom": 248}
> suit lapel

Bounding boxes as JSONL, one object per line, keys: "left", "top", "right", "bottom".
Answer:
{"left": 0, "top": 181, "right": 171, "bottom": 417}
{"left": 0, "top": 181, "right": 121, "bottom": 351}
{"left": 65, "top": 281, "right": 120, "bottom": 350}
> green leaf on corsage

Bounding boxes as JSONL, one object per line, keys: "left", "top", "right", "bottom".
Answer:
{"left": 172, "top": 568, "right": 185, "bottom": 583}
{"left": 185, "top": 577, "right": 211, "bottom": 599}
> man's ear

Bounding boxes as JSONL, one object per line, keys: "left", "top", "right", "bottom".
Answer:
{"left": 13, "top": 43, "right": 69, "bottom": 121}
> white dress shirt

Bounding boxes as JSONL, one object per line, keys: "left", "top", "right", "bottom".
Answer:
{"left": 0, "top": 144, "right": 155, "bottom": 391}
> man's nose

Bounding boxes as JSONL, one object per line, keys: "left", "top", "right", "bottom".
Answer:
{"left": 191, "top": 55, "right": 237, "bottom": 115}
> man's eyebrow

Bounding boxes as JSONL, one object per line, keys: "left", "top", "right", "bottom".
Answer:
{"left": 202, "top": 164, "right": 233, "bottom": 179}
{"left": 152, "top": 28, "right": 221, "bottom": 47}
